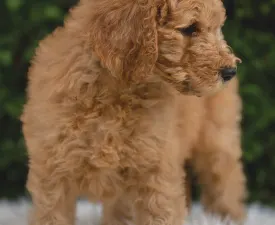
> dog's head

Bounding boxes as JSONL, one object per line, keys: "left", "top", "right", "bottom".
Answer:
{"left": 85, "top": 0, "right": 240, "bottom": 96}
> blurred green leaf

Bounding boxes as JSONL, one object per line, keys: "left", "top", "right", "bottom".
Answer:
{"left": 5, "top": 0, "right": 22, "bottom": 12}
{"left": 0, "top": 50, "right": 12, "bottom": 66}
{"left": 44, "top": 5, "right": 63, "bottom": 19}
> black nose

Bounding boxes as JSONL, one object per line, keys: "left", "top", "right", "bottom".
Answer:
{"left": 220, "top": 67, "right": 237, "bottom": 82}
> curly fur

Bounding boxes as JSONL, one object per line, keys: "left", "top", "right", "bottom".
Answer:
{"left": 21, "top": 0, "right": 247, "bottom": 225}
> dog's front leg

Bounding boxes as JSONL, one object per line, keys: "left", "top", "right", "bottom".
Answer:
{"left": 133, "top": 168, "right": 186, "bottom": 225}
{"left": 27, "top": 168, "right": 76, "bottom": 225}
{"left": 101, "top": 196, "right": 133, "bottom": 225}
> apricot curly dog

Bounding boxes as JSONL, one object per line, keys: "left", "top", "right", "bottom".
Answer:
{"left": 21, "top": 0, "right": 247, "bottom": 224}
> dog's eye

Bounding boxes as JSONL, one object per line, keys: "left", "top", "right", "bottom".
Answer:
{"left": 178, "top": 23, "right": 198, "bottom": 36}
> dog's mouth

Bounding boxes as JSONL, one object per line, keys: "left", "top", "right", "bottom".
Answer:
{"left": 178, "top": 79, "right": 201, "bottom": 96}
{"left": 156, "top": 64, "right": 227, "bottom": 97}
{"left": 173, "top": 75, "right": 226, "bottom": 97}
{"left": 157, "top": 73, "right": 199, "bottom": 96}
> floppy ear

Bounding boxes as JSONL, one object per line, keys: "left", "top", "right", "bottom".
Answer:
{"left": 88, "top": 0, "right": 158, "bottom": 82}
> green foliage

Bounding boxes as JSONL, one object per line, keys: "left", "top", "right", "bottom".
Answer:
{"left": 222, "top": 1, "right": 275, "bottom": 206}
{"left": 0, "top": 0, "right": 71, "bottom": 198}
{"left": 0, "top": 0, "right": 275, "bottom": 206}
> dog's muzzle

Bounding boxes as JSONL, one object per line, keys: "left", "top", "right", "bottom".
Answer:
{"left": 220, "top": 67, "right": 237, "bottom": 82}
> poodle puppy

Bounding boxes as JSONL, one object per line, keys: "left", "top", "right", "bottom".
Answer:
{"left": 21, "top": 0, "right": 247, "bottom": 224}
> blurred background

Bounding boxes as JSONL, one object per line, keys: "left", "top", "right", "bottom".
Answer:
{"left": 0, "top": 0, "right": 275, "bottom": 207}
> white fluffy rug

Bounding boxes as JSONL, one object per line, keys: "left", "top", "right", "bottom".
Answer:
{"left": 0, "top": 200, "right": 274, "bottom": 225}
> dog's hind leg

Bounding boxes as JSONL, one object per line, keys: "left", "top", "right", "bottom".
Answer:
{"left": 192, "top": 148, "right": 246, "bottom": 222}
{"left": 192, "top": 78, "right": 247, "bottom": 223}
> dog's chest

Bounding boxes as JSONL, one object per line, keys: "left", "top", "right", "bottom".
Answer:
{"left": 63, "top": 90, "right": 178, "bottom": 171}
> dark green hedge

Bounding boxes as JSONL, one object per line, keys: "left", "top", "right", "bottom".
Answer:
{"left": 0, "top": 0, "right": 275, "bottom": 206}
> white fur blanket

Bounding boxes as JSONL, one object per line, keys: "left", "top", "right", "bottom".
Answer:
{"left": 0, "top": 200, "right": 274, "bottom": 225}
